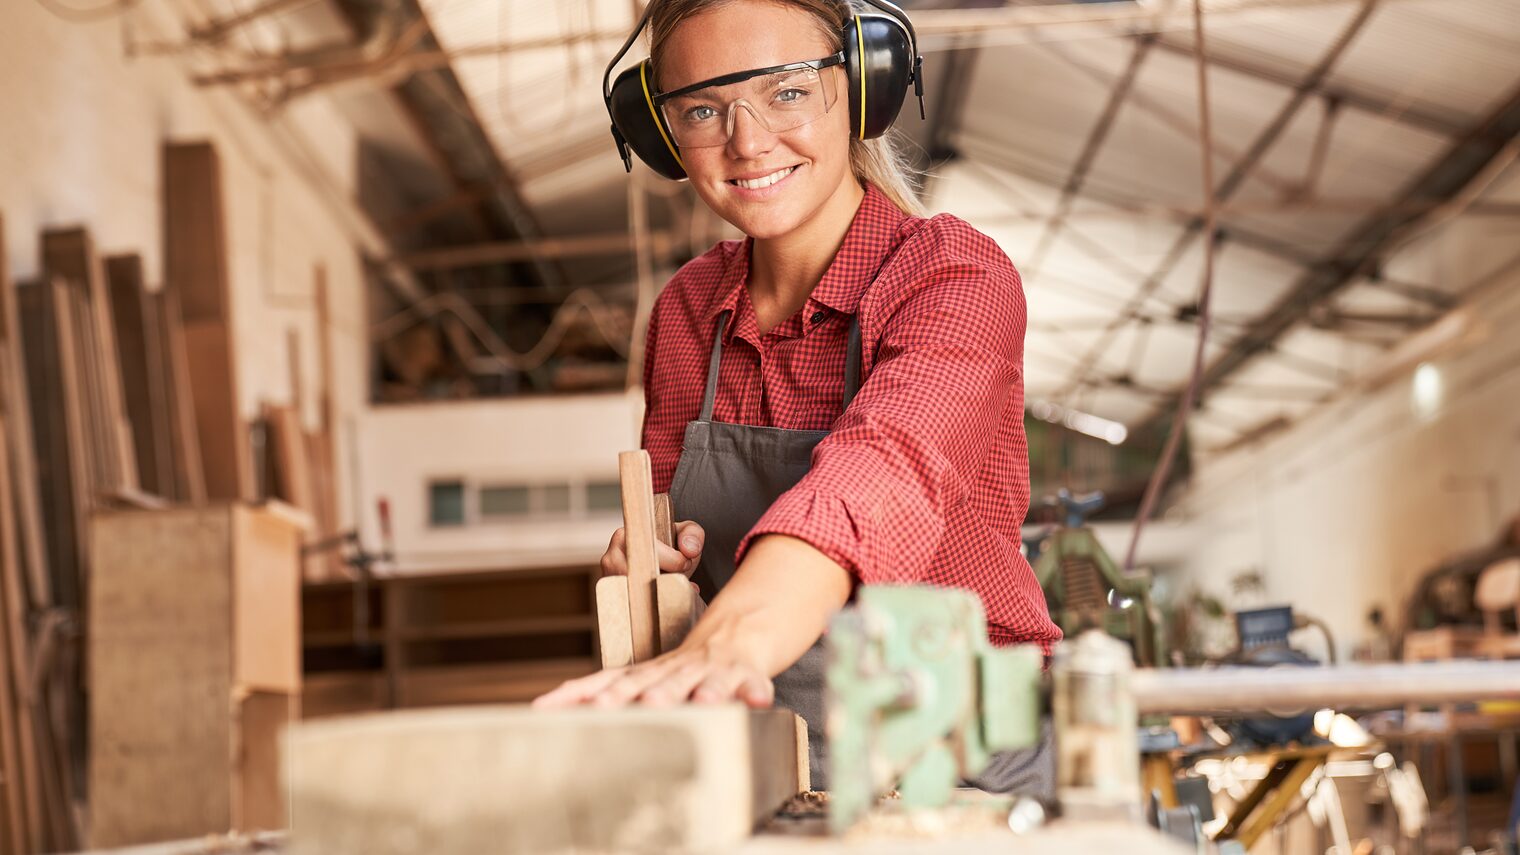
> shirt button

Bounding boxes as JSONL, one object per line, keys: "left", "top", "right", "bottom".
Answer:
{"left": 810, "top": 310, "right": 827, "bottom": 324}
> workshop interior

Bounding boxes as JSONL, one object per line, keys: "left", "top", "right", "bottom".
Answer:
{"left": 1, "top": 0, "right": 1519, "bottom": 852}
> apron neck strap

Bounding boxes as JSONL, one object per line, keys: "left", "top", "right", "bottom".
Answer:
{"left": 843, "top": 314, "right": 863, "bottom": 410}
{"left": 699, "top": 309, "right": 866, "bottom": 421}
{"left": 700, "top": 311, "right": 730, "bottom": 421}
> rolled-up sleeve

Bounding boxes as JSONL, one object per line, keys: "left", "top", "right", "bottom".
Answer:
{"left": 734, "top": 222, "right": 1024, "bottom": 581}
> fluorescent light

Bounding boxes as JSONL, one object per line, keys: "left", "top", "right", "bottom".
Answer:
{"left": 1028, "top": 399, "right": 1129, "bottom": 445}
{"left": 1411, "top": 362, "right": 1442, "bottom": 421}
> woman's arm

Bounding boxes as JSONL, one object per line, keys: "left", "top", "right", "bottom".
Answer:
{"left": 532, "top": 534, "right": 849, "bottom": 707}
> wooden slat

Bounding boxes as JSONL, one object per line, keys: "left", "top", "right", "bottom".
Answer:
{"left": 105, "top": 255, "right": 174, "bottom": 499}
{"left": 40, "top": 227, "right": 138, "bottom": 494}
{"left": 17, "top": 280, "right": 90, "bottom": 613}
{"left": 263, "top": 404, "right": 314, "bottom": 514}
{"left": 164, "top": 142, "right": 251, "bottom": 501}
{"left": 155, "top": 290, "right": 206, "bottom": 503}
{"left": 0, "top": 414, "right": 34, "bottom": 855}
{"left": 618, "top": 450, "right": 660, "bottom": 663}
{"left": 0, "top": 217, "right": 51, "bottom": 612}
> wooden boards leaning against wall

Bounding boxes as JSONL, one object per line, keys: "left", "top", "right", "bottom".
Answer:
{"left": 285, "top": 704, "right": 808, "bottom": 855}
{"left": 0, "top": 216, "right": 81, "bottom": 853}
{"left": 164, "top": 141, "right": 254, "bottom": 503}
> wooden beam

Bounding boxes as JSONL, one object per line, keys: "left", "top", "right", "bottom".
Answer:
{"left": 105, "top": 255, "right": 174, "bottom": 499}
{"left": 284, "top": 705, "right": 807, "bottom": 854}
{"left": 41, "top": 227, "right": 139, "bottom": 495}
{"left": 397, "top": 231, "right": 676, "bottom": 273}
{"left": 165, "top": 142, "right": 253, "bottom": 501}
{"left": 0, "top": 216, "right": 50, "bottom": 612}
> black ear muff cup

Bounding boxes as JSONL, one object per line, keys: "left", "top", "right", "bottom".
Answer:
{"left": 843, "top": 13, "right": 914, "bottom": 140}
{"left": 609, "top": 60, "right": 689, "bottom": 181}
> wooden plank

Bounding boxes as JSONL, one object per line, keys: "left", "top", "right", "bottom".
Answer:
{"left": 89, "top": 506, "right": 236, "bottom": 847}
{"left": 155, "top": 290, "right": 206, "bottom": 503}
{"left": 656, "top": 573, "right": 696, "bottom": 654}
{"left": 654, "top": 492, "right": 675, "bottom": 547}
{"left": 235, "top": 690, "right": 294, "bottom": 832}
{"left": 618, "top": 450, "right": 659, "bottom": 663}
{"left": 17, "top": 280, "right": 90, "bottom": 613}
{"left": 182, "top": 322, "right": 251, "bottom": 501}
{"left": 263, "top": 404, "right": 314, "bottom": 514}
{"left": 0, "top": 414, "right": 34, "bottom": 855}
{"left": 594, "top": 576, "right": 632, "bottom": 670}
{"left": 284, "top": 704, "right": 806, "bottom": 854}
{"left": 0, "top": 217, "right": 51, "bottom": 611}
{"left": 165, "top": 142, "right": 251, "bottom": 501}
{"left": 40, "top": 227, "right": 138, "bottom": 493}
{"left": 303, "top": 429, "right": 341, "bottom": 582}
{"left": 231, "top": 504, "right": 303, "bottom": 694}
{"left": 105, "top": 255, "right": 174, "bottom": 499}
{"left": 163, "top": 143, "right": 230, "bottom": 324}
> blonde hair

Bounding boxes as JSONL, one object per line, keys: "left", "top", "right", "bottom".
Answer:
{"left": 647, "top": 0, "right": 927, "bottom": 218}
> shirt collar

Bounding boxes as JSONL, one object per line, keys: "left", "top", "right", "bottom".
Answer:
{"left": 703, "top": 182, "right": 910, "bottom": 329}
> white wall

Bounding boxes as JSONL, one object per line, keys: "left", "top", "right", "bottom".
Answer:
{"left": 0, "top": 0, "right": 371, "bottom": 528}
{"left": 1172, "top": 237, "right": 1520, "bottom": 658}
{"left": 358, "top": 392, "right": 642, "bottom": 572}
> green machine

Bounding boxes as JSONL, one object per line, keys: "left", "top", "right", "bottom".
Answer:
{"left": 1031, "top": 490, "right": 1166, "bottom": 667}
{"left": 826, "top": 586, "right": 1045, "bottom": 831}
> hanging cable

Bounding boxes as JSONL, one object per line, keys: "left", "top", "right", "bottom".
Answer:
{"left": 1123, "top": 0, "right": 1219, "bottom": 572}
{"left": 32, "top": 0, "right": 137, "bottom": 22}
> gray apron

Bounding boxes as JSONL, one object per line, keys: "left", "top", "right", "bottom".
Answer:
{"left": 666, "top": 309, "right": 1054, "bottom": 798}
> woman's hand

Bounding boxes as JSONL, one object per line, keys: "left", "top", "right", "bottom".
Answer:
{"left": 601, "top": 520, "right": 705, "bottom": 577}
{"left": 531, "top": 626, "right": 774, "bottom": 709}
{"left": 535, "top": 534, "right": 851, "bottom": 708}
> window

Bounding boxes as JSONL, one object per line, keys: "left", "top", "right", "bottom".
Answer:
{"left": 431, "top": 477, "right": 623, "bottom": 526}
{"left": 480, "top": 486, "right": 532, "bottom": 517}
{"left": 541, "top": 484, "right": 572, "bottom": 515}
{"left": 586, "top": 480, "right": 622, "bottom": 512}
{"left": 429, "top": 481, "right": 465, "bottom": 526}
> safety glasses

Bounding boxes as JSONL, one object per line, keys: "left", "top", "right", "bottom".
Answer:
{"left": 653, "top": 53, "right": 845, "bottom": 148}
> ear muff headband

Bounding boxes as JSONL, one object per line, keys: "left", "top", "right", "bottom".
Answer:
{"left": 855, "top": 14, "right": 867, "bottom": 141}
{"left": 640, "top": 61, "right": 685, "bottom": 171}
{"left": 605, "top": 0, "right": 924, "bottom": 179}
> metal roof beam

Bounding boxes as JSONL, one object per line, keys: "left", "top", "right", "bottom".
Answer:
{"left": 1135, "top": 81, "right": 1520, "bottom": 434}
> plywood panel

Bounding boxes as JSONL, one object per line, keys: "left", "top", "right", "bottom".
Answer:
{"left": 18, "top": 281, "right": 90, "bottom": 612}
{"left": 0, "top": 415, "right": 38, "bottom": 855}
{"left": 232, "top": 505, "right": 302, "bottom": 693}
{"left": 41, "top": 227, "right": 137, "bottom": 493}
{"left": 155, "top": 290, "right": 206, "bottom": 503}
{"left": 106, "top": 255, "right": 173, "bottom": 499}
{"left": 0, "top": 216, "right": 50, "bottom": 611}
{"left": 164, "top": 142, "right": 249, "bottom": 501}
{"left": 183, "top": 322, "right": 251, "bottom": 501}
{"left": 88, "top": 507, "right": 235, "bottom": 848}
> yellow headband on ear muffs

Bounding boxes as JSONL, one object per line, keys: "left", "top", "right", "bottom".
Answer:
{"left": 604, "top": 0, "right": 925, "bottom": 181}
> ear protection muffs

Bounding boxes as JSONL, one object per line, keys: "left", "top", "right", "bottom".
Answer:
{"left": 603, "top": 0, "right": 925, "bottom": 182}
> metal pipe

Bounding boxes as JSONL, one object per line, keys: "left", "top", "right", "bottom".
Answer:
{"left": 1131, "top": 660, "right": 1520, "bottom": 715}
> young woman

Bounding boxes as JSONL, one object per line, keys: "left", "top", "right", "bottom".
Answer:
{"left": 536, "top": 0, "right": 1060, "bottom": 792}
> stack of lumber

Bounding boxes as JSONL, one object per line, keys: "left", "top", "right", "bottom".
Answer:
{"left": 0, "top": 139, "right": 342, "bottom": 852}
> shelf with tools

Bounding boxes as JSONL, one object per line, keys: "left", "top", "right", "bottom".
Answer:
{"left": 301, "top": 564, "right": 602, "bottom": 718}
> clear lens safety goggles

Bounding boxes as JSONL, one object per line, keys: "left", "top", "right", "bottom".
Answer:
{"left": 653, "top": 53, "right": 844, "bottom": 149}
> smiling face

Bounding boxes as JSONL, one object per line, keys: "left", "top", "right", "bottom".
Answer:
{"left": 655, "top": 1, "right": 857, "bottom": 240}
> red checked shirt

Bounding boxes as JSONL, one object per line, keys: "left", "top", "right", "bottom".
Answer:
{"left": 640, "top": 183, "right": 1061, "bottom": 652}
